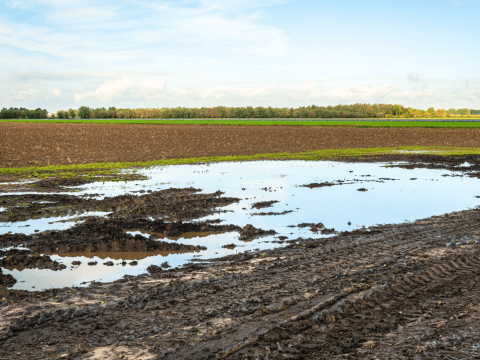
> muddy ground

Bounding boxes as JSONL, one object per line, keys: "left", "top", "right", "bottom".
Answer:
{"left": 1, "top": 207, "right": 480, "bottom": 359}
{"left": 2, "top": 155, "right": 480, "bottom": 359}
{"left": 3, "top": 123, "right": 480, "bottom": 167}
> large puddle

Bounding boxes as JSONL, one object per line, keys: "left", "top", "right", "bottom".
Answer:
{"left": 2, "top": 160, "right": 480, "bottom": 290}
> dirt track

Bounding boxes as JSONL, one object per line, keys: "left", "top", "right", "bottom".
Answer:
{"left": 2, "top": 123, "right": 480, "bottom": 167}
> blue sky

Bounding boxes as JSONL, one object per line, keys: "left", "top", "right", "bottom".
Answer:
{"left": 1, "top": 0, "right": 479, "bottom": 111}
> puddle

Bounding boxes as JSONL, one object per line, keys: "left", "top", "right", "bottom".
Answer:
{"left": 2, "top": 160, "right": 480, "bottom": 290}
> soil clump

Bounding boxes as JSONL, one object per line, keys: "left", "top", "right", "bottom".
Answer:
{"left": 0, "top": 268, "right": 17, "bottom": 287}
{"left": 0, "top": 254, "right": 66, "bottom": 271}
{"left": 239, "top": 224, "right": 276, "bottom": 240}
{"left": 251, "top": 200, "right": 279, "bottom": 209}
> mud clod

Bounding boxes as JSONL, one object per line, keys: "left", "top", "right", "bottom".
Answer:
{"left": 251, "top": 201, "right": 280, "bottom": 210}
{"left": 0, "top": 268, "right": 17, "bottom": 287}
{"left": 222, "top": 244, "right": 237, "bottom": 249}
{"left": 0, "top": 254, "right": 66, "bottom": 270}
{"left": 301, "top": 182, "right": 336, "bottom": 188}
{"left": 239, "top": 224, "right": 276, "bottom": 241}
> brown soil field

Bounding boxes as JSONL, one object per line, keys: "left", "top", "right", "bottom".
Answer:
{"left": 2, "top": 122, "right": 480, "bottom": 167}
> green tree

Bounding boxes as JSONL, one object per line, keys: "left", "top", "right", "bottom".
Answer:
{"left": 78, "top": 106, "right": 91, "bottom": 119}
{"left": 457, "top": 108, "right": 471, "bottom": 115}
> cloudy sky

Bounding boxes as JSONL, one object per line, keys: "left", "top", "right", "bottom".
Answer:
{"left": 1, "top": 0, "right": 479, "bottom": 111}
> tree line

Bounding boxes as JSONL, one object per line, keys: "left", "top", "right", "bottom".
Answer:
{"left": 59, "top": 105, "right": 479, "bottom": 119}
{"left": 0, "top": 107, "right": 48, "bottom": 119}
{"left": 2, "top": 105, "right": 479, "bottom": 119}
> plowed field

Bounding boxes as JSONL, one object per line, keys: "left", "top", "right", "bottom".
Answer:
{"left": 2, "top": 122, "right": 480, "bottom": 167}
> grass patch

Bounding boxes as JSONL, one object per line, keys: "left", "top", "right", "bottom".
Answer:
{"left": 1, "top": 146, "right": 480, "bottom": 182}
{"left": 3, "top": 119, "right": 480, "bottom": 128}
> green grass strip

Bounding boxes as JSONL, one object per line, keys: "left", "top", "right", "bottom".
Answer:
{"left": 3, "top": 119, "right": 480, "bottom": 128}
{"left": 2, "top": 146, "right": 480, "bottom": 180}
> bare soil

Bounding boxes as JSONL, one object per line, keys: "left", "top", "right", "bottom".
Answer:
{"left": 2, "top": 123, "right": 480, "bottom": 167}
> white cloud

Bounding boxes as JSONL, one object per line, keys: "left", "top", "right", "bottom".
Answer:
{"left": 72, "top": 80, "right": 477, "bottom": 109}
{"left": 2, "top": 89, "right": 39, "bottom": 102}
{"left": 143, "top": 77, "right": 166, "bottom": 92}
{"left": 407, "top": 72, "right": 423, "bottom": 83}
{"left": 51, "top": 88, "right": 62, "bottom": 97}
{"left": 74, "top": 76, "right": 135, "bottom": 102}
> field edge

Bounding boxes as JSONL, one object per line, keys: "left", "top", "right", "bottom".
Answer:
{"left": 2, "top": 146, "right": 480, "bottom": 180}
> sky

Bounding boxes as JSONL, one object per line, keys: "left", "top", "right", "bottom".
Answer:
{"left": 1, "top": 0, "right": 480, "bottom": 111}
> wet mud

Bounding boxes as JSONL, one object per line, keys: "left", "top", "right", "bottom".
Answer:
{"left": 0, "top": 187, "right": 239, "bottom": 223}
{"left": 251, "top": 201, "right": 280, "bottom": 210}
{"left": 2, "top": 155, "right": 480, "bottom": 358}
{"left": 0, "top": 253, "right": 66, "bottom": 271}
{"left": 251, "top": 210, "right": 293, "bottom": 216}
{"left": 0, "top": 268, "right": 17, "bottom": 287}
{"left": 1, "top": 207, "right": 480, "bottom": 359}
{"left": 239, "top": 225, "right": 276, "bottom": 241}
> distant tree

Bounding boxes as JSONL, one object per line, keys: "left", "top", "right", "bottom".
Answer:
{"left": 56, "top": 110, "right": 64, "bottom": 119}
{"left": 78, "top": 106, "right": 91, "bottom": 119}
{"left": 393, "top": 104, "right": 402, "bottom": 116}
{"left": 89, "top": 110, "right": 99, "bottom": 118}
{"left": 435, "top": 109, "right": 447, "bottom": 117}
{"left": 457, "top": 108, "right": 471, "bottom": 116}
{"left": 67, "top": 108, "right": 76, "bottom": 118}
{"left": 427, "top": 107, "right": 435, "bottom": 116}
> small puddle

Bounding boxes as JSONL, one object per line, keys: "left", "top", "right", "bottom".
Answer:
{"left": 2, "top": 160, "right": 480, "bottom": 290}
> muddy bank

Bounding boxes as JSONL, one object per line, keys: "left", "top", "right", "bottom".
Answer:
{"left": 1, "top": 207, "right": 480, "bottom": 358}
